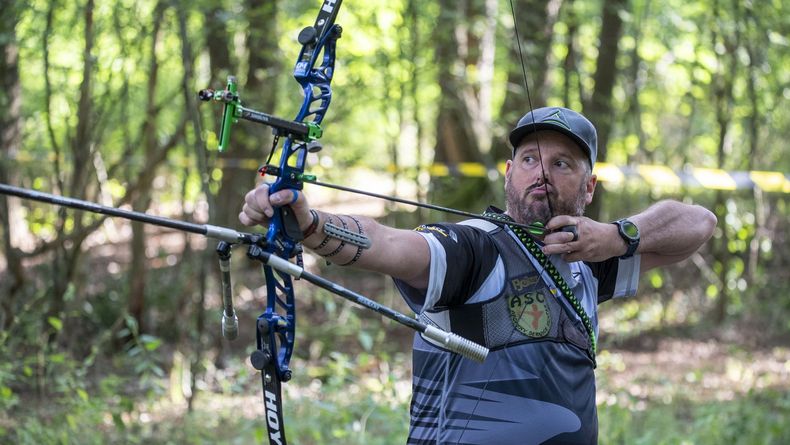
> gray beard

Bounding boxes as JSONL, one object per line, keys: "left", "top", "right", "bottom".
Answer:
{"left": 505, "top": 179, "right": 587, "bottom": 225}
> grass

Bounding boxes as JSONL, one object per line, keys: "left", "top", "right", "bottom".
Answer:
{"left": 598, "top": 390, "right": 790, "bottom": 445}
{"left": 4, "top": 341, "right": 789, "bottom": 444}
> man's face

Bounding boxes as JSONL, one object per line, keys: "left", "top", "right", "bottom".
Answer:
{"left": 504, "top": 130, "right": 597, "bottom": 225}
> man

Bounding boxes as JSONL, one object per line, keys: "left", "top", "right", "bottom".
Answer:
{"left": 240, "top": 107, "right": 717, "bottom": 444}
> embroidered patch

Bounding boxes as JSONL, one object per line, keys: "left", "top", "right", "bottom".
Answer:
{"left": 508, "top": 291, "right": 551, "bottom": 338}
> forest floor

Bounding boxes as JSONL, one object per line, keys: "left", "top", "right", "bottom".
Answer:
{"left": 598, "top": 330, "right": 790, "bottom": 411}
{"left": 4, "top": 302, "right": 789, "bottom": 444}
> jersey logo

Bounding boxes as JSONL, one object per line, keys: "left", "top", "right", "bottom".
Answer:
{"left": 508, "top": 291, "right": 551, "bottom": 338}
{"left": 415, "top": 224, "right": 456, "bottom": 241}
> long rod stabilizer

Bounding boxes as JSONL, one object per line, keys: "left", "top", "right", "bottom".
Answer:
{"left": 0, "top": 183, "right": 251, "bottom": 244}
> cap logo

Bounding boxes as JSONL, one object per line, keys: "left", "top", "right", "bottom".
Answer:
{"left": 540, "top": 110, "right": 571, "bottom": 131}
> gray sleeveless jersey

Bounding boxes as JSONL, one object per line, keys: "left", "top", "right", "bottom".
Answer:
{"left": 395, "top": 216, "right": 639, "bottom": 445}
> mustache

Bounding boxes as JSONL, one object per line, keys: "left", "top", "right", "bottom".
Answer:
{"left": 524, "top": 181, "right": 554, "bottom": 195}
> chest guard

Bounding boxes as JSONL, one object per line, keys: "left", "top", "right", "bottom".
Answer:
{"left": 418, "top": 219, "right": 595, "bottom": 363}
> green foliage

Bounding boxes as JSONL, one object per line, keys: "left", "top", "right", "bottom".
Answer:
{"left": 0, "top": 314, "right": 167, "bottom": 444}
{"left": 599, "top": 390, "right": 790, "bottom": 445}
{"left": 282, "top": 351, "right": 410, "bottom": 444}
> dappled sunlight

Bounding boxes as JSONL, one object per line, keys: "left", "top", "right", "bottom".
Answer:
{"left": 597, "top": 339, "right": 790, "bottom": 410}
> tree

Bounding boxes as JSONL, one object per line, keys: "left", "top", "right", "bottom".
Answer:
{"left": 431, "top": 0, "right": 498, "bottom": 210}
{"left": 583, "top": 0, "right": 628, "bottom": 221}
{"left": 0, "top": 0, "right": 23, "bottom": 329}
{"left": 128, "top": 0, "right": 184, "bottom": 333}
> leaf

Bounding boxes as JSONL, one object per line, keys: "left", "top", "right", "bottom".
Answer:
{"left": 123, "top": 315, "right": 139, "bottom": 335}
{"left": 206, "top": 130, "right": 219, "bottom": 151}
{"left": 112, "top": 413, "right": 125, "bottom": 430}
{"left": 66, "top": 414, "right": 76, "bottom": 430}
{"left": 63, "top": 283, "right": 76, "bottom": 302}
{"left": 47, "top": 316, "right": 63, "bottom": 332}
{"left": 140, "top": 334, "right": 162, "bottom": 352}
{"left": 358, "top": 331, "right": 374, "bottom": 351}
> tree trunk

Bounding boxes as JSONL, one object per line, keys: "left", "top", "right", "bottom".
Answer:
{"left": 562, "top": 0, "right": 581, "bottom": 108}
{"left": 128, "top": 1, "right": 167, "bottom": 333}
{"left": 743, "top": 4, "right": 762, "bottom": 283}
{"left": 204, "top": 5, "right": 233, "bottom": 85}
{"left": 0, "top": 0, "right": 24, "bottom": 330}
{"left": 583, "top": 0, "right": 628, "bottom": 222}
{"left": 623, "top": 0, "right": 650, "bottom": 165}
{"left": 44, "top": 0, "right": 97, "bottom": 346}
{"left": 70, "top": 0, "right": 96, "bottom": 198}
{"left": 431, "top": 0, "right": 496, "bottom": 211}
{"left": 406, "top": 0, "right": 427, "bottom": 216}
{"left": 711, "top": 0, "right": 739, "bottom": 324}
{"left": 177, "top": 1, "right": 216, "bottom": 411}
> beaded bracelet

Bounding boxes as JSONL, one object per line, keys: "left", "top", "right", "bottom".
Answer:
{"left": 301, "top": 209, "right": 320, "bottom": 238}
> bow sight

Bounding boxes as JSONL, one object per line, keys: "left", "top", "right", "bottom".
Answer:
{"left": 197, "top": 76, "right": 323, "bottom": 152}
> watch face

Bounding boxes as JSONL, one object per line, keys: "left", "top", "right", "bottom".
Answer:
{"left": 622, "top": 221, "right": 639, "bottom": 239}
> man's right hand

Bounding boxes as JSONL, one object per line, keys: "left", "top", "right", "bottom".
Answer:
{"left": 239, "top": 183, "right": 313, "bottom": 234}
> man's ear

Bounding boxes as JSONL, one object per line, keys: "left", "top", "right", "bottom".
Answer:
{"left": 585, "top": 174, "right": 597, "bottom": 205}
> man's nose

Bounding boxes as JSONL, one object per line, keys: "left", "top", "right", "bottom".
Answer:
{"left": 535, "top": 168, "right": 551, "bottom": 185}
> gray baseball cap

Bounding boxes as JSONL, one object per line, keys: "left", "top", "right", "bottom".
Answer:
{"left": 508, "top": 107, "right": 598, "bottom": 167}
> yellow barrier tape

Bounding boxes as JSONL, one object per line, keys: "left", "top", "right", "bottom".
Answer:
{"left": 5, "top": 151, "right": 789, "bottom": 193}
{"left": 457, "top": 162, "right": 488, "bottom": 178}
{"left": 636, "top": 165, "right": 683, "bottom": 189}
{"left": 750, "top": 171, "right": 790, "bottom": 193}
{"left": 429, "top": 164, "right": 450, "bottom": 177}
{"left": 691, "top": 167, "right": 738, "bottom": 191}
{"left": 593, "top": 162, "right": 626, "bottom": 184}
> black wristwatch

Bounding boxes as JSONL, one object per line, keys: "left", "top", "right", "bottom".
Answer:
{"left": 613, "top": 218, "right": 640, "bottom": 259}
